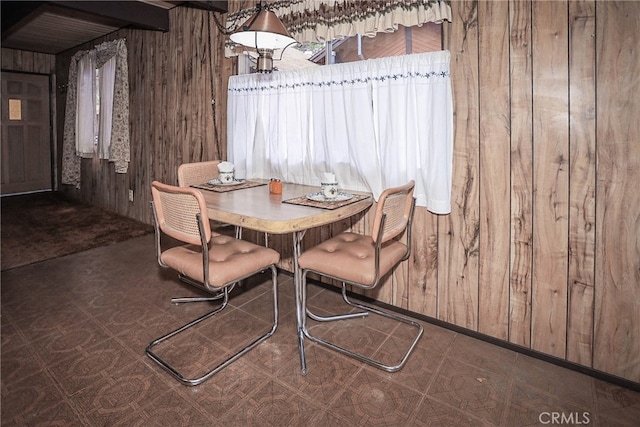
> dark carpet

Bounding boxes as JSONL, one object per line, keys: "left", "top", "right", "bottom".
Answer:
{"left": 1, "top": 192, "right": 153, "bottom": 271}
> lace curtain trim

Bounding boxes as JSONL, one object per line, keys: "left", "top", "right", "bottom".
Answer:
{"left": 228, "top": 69, "right": 449, "bottom": 93}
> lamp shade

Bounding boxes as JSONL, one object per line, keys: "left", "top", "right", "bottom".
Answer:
{"left": 230, "top": 9, "right": 297, "bottom": 50}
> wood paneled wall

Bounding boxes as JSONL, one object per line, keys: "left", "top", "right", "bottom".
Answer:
{"left": 18, "top": 0, "right": 636, "bottom": 383}
{"left": 427, "top": 0, "right": 638, "bottom": 383}
{"left": 51, "top": 6, "right": 231, "bottom": 220}
{"left": 1, "top": 49, "right": 56, "bottom": 74}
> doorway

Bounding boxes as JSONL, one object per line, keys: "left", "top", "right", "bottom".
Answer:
{"left": 1, "top": 71, "right": 52, "bottom": 195}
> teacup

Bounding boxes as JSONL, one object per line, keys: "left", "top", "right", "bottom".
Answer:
{"left": 321, "top": 182, "right": 339, "bottom": 199}
{"left": 217, "top": 161, "right": 235, "bottom": 183}
{"left": 219, "top": 171, "right": 234, "bottom": 183}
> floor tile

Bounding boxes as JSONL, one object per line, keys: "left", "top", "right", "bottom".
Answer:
{"left": 1, "top": 372, "right": 85, "bottom": 427}
{"left": 219, "top": 378, "right": 324, "bottom": 426}
{"left": 503, "top": 381, "right": 594, "bottom": 426}
{"left": 427, "top": 357, "right": 510, "bottom": 425}
{"left": 512, "top": 353, "right": 595, "bottom": 408}
{"left": 327, "top": 367, "right": 423, "bottom": 426}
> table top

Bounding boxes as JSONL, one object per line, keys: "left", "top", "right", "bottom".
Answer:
{"left": 198, "top": 180, "right": 372, "bottom": 234}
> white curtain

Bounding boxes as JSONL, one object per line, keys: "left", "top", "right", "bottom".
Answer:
{"left": 74, "top": 53, "right": 116, "bottom": 159}
{"left": 75, "top": 51, "right": 96, "bottom": 156}
{"left": 228, "top": 50, "right": 453, "bottom": 214}
{"left": 98, "top": 56, "right": 116, "bottom": 159}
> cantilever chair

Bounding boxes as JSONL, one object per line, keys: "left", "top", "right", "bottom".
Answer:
{"left": 177, "top": 160, "right": 221, "bottom": 188}
{"left": 298, "top": 180, "right": 422, "bottom": 373}
{"left": 178, "top": 160, "right": 234, "bottom": 235}
{"left": 147, "top": 181, "right": 280, "bottom": 386}
{"left": 178, "top": 160, "right": 268, "bottom": 246}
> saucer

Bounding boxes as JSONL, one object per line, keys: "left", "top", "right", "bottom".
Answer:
{"left": 207, "top": 178, "right": 244, "bottom": 186}
{"left": 306, "top": 192, "right": 353, "bottom": 202}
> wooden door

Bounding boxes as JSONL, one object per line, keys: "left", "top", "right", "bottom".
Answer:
{"left": 1, "top": 71, "right": 52, "bottom": 195}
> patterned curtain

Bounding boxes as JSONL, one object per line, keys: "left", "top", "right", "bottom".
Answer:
{"left": 225, "top": 0, "right": 451, "bottom": 55}
{"left": 62, "top": 38, "right": 130, "bottom": 189}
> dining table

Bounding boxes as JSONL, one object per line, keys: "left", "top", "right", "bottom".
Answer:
{"left": 196, "top": 179, "right": 373, "bottom": 373}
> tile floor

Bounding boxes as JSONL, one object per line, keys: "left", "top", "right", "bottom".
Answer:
{"left": 1, "top": 234, "right": 639, "bottom": 426}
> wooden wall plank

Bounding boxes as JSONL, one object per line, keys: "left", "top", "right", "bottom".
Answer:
{"left": 127, "top": 29, "right": 145, "bottom": 216}
{"left": 477, "top": 0, "right": 511, "bottom": 340}
{"left": 132, "top": 30, "right": 144, "bottom": 208}
{"left": 1, "top": 48, "right": 56, "bottom": 74}
{"left": 531, "top": 0, "right": 570, "bottom": 358}
{"left": 439, "top": 0, "right": 480, "bottom": 329}
{"left": 206, "top": 11, "right": 222, "bottom": 161}
{"left": 508, "top": 0, "right": 533, "bottom": 348}
{"left": 176, "top": 6, "right": 190, "bottom": 171}
{"left": 165, "top": 9, "right": 180, "bottom": 186}
{"left": 408, "top": 208, "right": 439, "bottom": 317}
{"left": 566, "top": 0, "right": 596, "bottom": 367}
{"left": 146, "top": 29, "right": 165, "bottom": 209}
{"left": 157, "top": 27, "right": 170, "bottom": 188}
{"left": 190, "top": 8, "right": 208, "bottom": 163}
{"left": 594, "top": 0, "right": 640, "bottom": 382}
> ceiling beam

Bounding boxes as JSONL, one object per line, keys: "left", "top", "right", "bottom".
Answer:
{"left": 1, "top": 1, "right": 47, "bottom": 39}
{"left": 52, "top": 1, "right": 170, "bottom": 31}
{"left": 184, "top": 1, "right": 228, "bottom": 13}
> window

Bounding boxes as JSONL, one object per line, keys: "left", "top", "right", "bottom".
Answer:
{"left": 75, "top": 52, "right": 116, "bottom": 159}
{"left": 62, "top": 38, "right": 130, "bottom": 189}
{"left": 227, "top": 0, "right": 451, "bottom": 73}
{"left": 240, "top": 23, "right": 443, "bottom": 73}
{"left": 303, "top": 23, "right": 443, "bottom": 65}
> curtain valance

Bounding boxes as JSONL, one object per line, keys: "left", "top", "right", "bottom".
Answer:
{"left": 225, "top": 0, "right": 452, "bottom": 54}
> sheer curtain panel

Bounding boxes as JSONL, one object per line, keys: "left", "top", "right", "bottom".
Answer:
{"left": 75, "top": 52, "right": 96, "bottom": 156}
{"left": 98, "top": 56, "right": 116, "bottom": 160}
{"left": 228, "top": 50, "right": 453, "bottom": 214}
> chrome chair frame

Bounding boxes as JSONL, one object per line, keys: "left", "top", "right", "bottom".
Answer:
{"left": 299, "top": 182, "right": 423, "bottom": 373}
{"left": 147, "top": 183, "right": 279, "bottom": 386}
{"left": 176, "top": 160, "right": 239, "bottom": 303}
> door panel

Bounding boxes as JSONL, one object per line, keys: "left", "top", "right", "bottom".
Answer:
{"left": 1, "top": 72, "right": 52, "bottom": 194}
